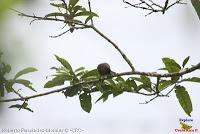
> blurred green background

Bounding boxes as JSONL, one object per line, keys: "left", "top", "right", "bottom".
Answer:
{"left": 0, "top": 0, "right": 37, "bottom": 114}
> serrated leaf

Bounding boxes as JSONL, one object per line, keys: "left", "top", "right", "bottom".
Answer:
{"left": 14, "top": 79, "right": 36, "bottom": 92}
{"left": 182, "top": 56, "right": 190, "bottom": 68}
{"left": 45, "top": 12, "right": 64, "bottom": 18}
{"left": 184, "top": 77, "right": 200, "bottom": 83}
{"left": 175, "top": 86, "right": 193, "bottom": 117}
{"left": 55, "top": 55, "right": 73, "bottom": 72}
{"left": 69, "top": 0, "right": 79, "bottom": 7}
{"left": 191, "top": 0, "right": 200, "bottom": 20}
{"left": 14, "top": 67, "right": 37, "bottom": 79}
{"left": 162, "top": 58, "right": 181, "bottom": 73}
{"left": 44, "top": 75, "right": 69, "bottom": 88}
{"left": 79, "top": 92, "right": 92, "bottom": 113}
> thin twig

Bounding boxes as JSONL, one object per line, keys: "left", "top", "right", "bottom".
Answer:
{"left": 162, "top": 0, "right": 169, "bottom": 14}
{"left": 88, "top": 0, "right": 94, "bottom": 25}
{"left": 13, "top": 89, "right": 24, "bottom": 99}
{"left": 165, "top": 84, "right": 177, "bottom": 96}
{"left": 139, "top": 95, "right": 158, "bottom": 104}
{"left": 123, "top": 0, "right": 186, "bottom": 15}
{"left": 91, "top": 26, "right": 135, "bottom": 71}
{"left": 10, "top": 9, "right": 135, "bottom": 71}
{"left": 49, "top": 29, "right": 70, "bottom": 38}
{"left": 49, "top": 26, "right": 90, "bottom": 38}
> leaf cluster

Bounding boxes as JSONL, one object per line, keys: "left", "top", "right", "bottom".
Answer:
{"left": 45, "top": 0, "right": 98, "bottom": 32}
{"left": 0, "top": 52, "right": 37, "bottom": 112}
{"left": 44, "top": 55, "right": 200, "bottom": 116}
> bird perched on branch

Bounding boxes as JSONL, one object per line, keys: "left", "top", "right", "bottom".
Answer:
{"left": 97, "top": 63, "right": 111, "bottom": 76}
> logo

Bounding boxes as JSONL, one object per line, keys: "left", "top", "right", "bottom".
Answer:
{"left": 174, "top": 118, "right": 199, "bottom": 133}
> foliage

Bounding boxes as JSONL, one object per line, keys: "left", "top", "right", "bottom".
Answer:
{"left": 0, "top": 0, "right": 200, "bottom": 117}
{"left": 45, "top": 0, "right": 98, "bottom": 33}
{"left": 0, "top": 53, "right": 37, "bottom": 112}
{"left": 43, "top": 55, "right": 200, "bottom": 115}
{"left": 191, "top": 0, "right": 200, "bottom": 20}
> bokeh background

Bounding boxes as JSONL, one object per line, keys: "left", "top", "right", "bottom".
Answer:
{"left": 0, "top": 0, "right": 200, "bottom": 134}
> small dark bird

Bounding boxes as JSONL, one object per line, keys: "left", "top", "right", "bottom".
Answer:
{"left": 97, "top": 63, "right": 111, "bottom": 76}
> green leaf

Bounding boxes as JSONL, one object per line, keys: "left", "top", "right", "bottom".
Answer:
{"left": 175, "top": 86, "right": 193, "bottom": 117}
{"left": 191, "top": 0, "right": 200, "bottom": 20}
{"left": 105, "top": 79, "right": 123, "bottom": 97}
{"left": 45, "top": 12, "right": 64, "bottom": 18}
{"left": 14, "top": 79, "right": 36, "bottom": 92}
{"left": 44, "top": 75, "right": 69, "bottom": 88}
{"left": 0, "top": 86, "right": 4, "bottom": 97}
{"left": 182, "top": 56, "right": 190, "bottom": 68}
{"left": 159, "top": 80, "right": 172, "bottom": 91}
{"left": 3, "top": 64, "right": 11, "bottom": 74}
{"left": 162, "top": 58, "right": 181, "bottom": 73}
{"left": 85, "top": 15, "right": 93, "bottom": 24}
{"left": 64, "top": 86, "right": 80, "bottom": 97}
{"left": 5, "top": 80, "right": 14, "bottom": 93}
{"left": 81, "top": 69, "right": 98, "bottom": 79}
{"left": 129, "top": 76, "right": 152, "bottom": 92}
{"left": 14, "top": 67, "right": 37, "bottom": 79}
{"left": 73, "top": 5, "right": 83, "bottom": 14}
{"left": 79, "top": 92, "right": 92, "bottom": 113}
{"left": 55, "top": 55, "right": 73, "bottom": 72}
{"left": 24, "top": 107, "right": 34, "bottom": 113}
{"left": 69, "top": 0, "right": 79, "bottom": 7}
{"left": 125, "top": 78, "right": 137, "bottom": 91}
{"left": 184, "top": 77, "right": 200, "bottom": 83}
{"left": 140, "top": 76, "right": 152, "bottom": 92}
{"left": 9, "top": 104, "right": 22, "bottom": 109}
{"left": 75, "top": 67, "right": 85, "bottom": 72}
{"left": 75, "top": 11, "right": 98, "bottom": 17}
{"left": 171, "top": 76, "right": 180, "bottom": 83}
{"left": 9, "top": 104, "right": 34, "bottom": 112}
{"left": 95, "top": 91, "right": 112, "bottom": 103}
{"left": 50, "top": 3, "right": 66, "bottom": 9}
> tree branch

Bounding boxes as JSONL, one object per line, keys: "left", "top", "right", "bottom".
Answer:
{"left": 91, "top": 26, "right": 135, "bottom": 71}
{"left": 123, "top": 0, "right": 186, "bottom": 16}
{"left": 0, "top": 62, "right": 199, "bottom": 103}
{"left": 11, "top": 9, "right": 135, "bottom": 71}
